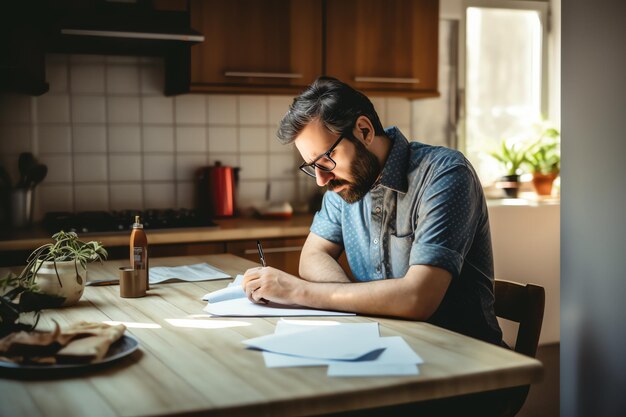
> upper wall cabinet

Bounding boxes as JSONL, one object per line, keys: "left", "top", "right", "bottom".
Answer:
{"left": 325, "top": 0, "right": 439, "bottom": 98}
{"left": 189, "top": 0, "right": 323, "bottom": 94}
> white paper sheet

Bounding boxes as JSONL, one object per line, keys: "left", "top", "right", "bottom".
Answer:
{"left": 263, "top": 336, "right": 423, "bottom": 368}
{"left": 149, "top": 263, "right": 230, "bottom": 284}
{"left": 243, "top": 322, "right": 383, "bottom": 360}
{"left": 203, "top": 297, "right": 355, "bottom": 318}
{"left": 202, "top": 275, "right": 245, "bottom": 302}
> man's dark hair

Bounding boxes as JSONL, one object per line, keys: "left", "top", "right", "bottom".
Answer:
{"left": 277, "top": 77, "right": 385, "bottom": 145}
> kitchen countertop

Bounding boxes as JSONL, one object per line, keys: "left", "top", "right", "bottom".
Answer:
{"left": 0, "top": 214, "right": 314, "bottom": 252}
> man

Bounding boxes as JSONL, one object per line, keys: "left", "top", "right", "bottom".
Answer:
{"left": 243, "top": 77, "right": 502, "bottom": 345}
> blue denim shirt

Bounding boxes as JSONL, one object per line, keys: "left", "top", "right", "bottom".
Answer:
{"left": 311, "top": 127, "right": 502, "bottom": 345}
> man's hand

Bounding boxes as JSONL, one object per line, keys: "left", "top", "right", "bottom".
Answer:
{"left": 242, "top": 267, "right": 306, "bottom": 305}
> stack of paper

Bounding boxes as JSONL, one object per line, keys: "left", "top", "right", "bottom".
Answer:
{"left": 149, "top": 263, "right": 230, "bottom": 284}
{"left": 242, "top": 320, "right": 424, "bottom": 377}
{"left": 202, "top": 276, "right": 355, "bottom": 317}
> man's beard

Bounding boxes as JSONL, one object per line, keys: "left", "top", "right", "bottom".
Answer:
{"left": 328, "top": 139, "right": 381, "bottom": 204}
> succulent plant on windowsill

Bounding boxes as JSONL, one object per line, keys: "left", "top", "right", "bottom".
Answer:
{"left": 0, "top": 231, "right": 107, "bottom": 337}
{"left": 487, "top": 139, "right": 528, "bottom": 198}
{"left": 525, "top": 127, "right": 560, "bottom": 196}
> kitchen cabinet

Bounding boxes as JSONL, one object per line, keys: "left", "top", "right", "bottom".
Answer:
{"left": 325, "top": 0, "right": 439, "bottom": 97}
{"left": 226, "top": 238, "right": 305, "bottom": 276}
{"left": 189, "top": 0, "right": 439, "bottom": 97}
{"left": 189, "top": 0, "right": 323, "bottom": 94}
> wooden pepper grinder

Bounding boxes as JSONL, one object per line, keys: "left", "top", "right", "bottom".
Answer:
{"left": 130, "top": 215, "right": 149, "bottom": 290}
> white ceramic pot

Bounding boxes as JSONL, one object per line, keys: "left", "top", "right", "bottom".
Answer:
{"left": 33, "top": 260, "right": 87, "bottom": 306}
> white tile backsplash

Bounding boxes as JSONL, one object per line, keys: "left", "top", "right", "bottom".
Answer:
{"left": 38, "top": 125, "right": 72, "bottom": 153}
{"left": 109, "top": 155, "right": 142, "bottom": 181}
{"left": 239, "top": 155, "right": 267, "bottom": 180}
{"left": 0, "top": 126, "right": 32, "bottom": 153}
{"left": 208, "top": 153, "right": 239, "bottom": 168}
{"left": 176, "top": 154, "right": 206, "bottom": 181}
{"left": 239, "top": 96, "right": 267, "bottom": 125}
{"left": 107, "top": 97, "right": 140, "bottom": 123}
{"left": 70, "top": 65, "right": 105, "bottom": 93}
{"left": 268, "top": 96, "right": 292, "bottom": 126}
{"left": 175, "top": 126, "right": 206, "bottom": 152}
{"left": 74, "top": 184, "right": 109, "bottom": 211}
{"left": 39, "top": 154, "right": 73, "bottom": 183}
{"left": 72, "top": 96, "right": 106, "bottom": 123}
{"left": 207, "top": 95, "right": 237, "bottom": 125}
{"left": 106, "top": 65, "right": 140, "bottom": 94}
{"left": 38, "top": 185, "right": 73, "bottom": 212}
{"left": 143, "top": 154, "right": 175, "bottom": 181}
{"left": 270, "top": 179, "right": 296, "bottom": 203}
{"left": 108, "top": 126, "right": 141, "bottom": 152}
{"left": 386, "top": 98, "right": 411, "bottom": 126}
{"left": 269, "top": 154, "right": 297, "bottom": 179}
{"left": 142, "top": 96, "right": 173, "bottom": 124}
{"left": 2, "top": 54, "right": 415, "bottom": 216}
{"left": 176, "top": 182, "right": 195, "bottom": 208}
{"left": 37, "top": 95, "right": 70, "bottom": 123}
{"left": 143, "top": 126, "right": 174, "bottom": 152}
{"left": 175, "top": 95, "right": 206, "bottom": 124}
{"left": 73, "top": 126, "right": 107, "bottom": 153}
{"left": 237, "top": 180, "right": 268, "bottom": 208}
{"left": 208, "top": 127, "right": 238, "bottom": 153}
{"left": 140, "top": 64, "right": 164, "bottom": 94}
{"left": 74, "top": 155, "right": 108, "bottom": 182}
{"left": 0, "top": 95, "right": 31, "bottom": 123}
{"left": 144, "top": 183, "right": 175, "bottom": 209}
{"left": 46, "top": 61, "right": 68, "bottom": 93}
{"left": 239, "top": 127, "right": 267, "bottom": 152}
{"left": 110, "top": 183, "right": 143, "bottom": 210}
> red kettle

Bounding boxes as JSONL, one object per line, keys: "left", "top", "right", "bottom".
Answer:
{"left": 197, "top": 162, "right": 239, "bottom": 217}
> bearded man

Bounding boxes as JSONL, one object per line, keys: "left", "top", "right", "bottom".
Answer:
{"left": 242, "top": 77, "right": 503, "bottom": 346}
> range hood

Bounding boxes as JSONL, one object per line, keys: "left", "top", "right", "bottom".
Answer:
{"left": 47, "top": 0, "right": 205, "bottom": 95}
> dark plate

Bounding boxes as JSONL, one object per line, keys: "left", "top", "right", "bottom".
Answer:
{"left": 0, "top": 334, "right": 139, "bottom": 372}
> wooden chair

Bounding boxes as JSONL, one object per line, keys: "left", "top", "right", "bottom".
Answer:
{"left": 493, "top": 279, "right": 546, "bottom": 416}
{"left": 494, "top": 279, "right": 545, "bottom": 358}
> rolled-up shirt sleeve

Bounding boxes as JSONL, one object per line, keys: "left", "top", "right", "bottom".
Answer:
{"left": 409, "top": 164, "right": 483, "bottom": 278}
{"left": 310, "top": 191, "right": 344, "bottom": 246}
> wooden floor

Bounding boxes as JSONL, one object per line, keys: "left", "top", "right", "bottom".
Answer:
{"left": 518, "top": 343, "right": 560, "bottom": 417}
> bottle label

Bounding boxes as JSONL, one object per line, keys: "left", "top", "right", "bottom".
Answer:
{"left": 133, "top": 247, "right": 145, "bottom": 269}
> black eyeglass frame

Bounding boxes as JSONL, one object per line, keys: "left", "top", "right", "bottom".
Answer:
{"left": 298, "top": 134, "right": 348, "bottom": 178}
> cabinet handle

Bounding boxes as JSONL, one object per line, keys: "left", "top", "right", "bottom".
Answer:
{"left": 354, "top": 76, "right": 420, "bottom": 84}
{"left": 224, "top": 71, "right": 303, "bottom": 79}
{"left": 61, "top": 29, "right": 205, "bottom": 42}
{"left": 244, "top": 246, "right": 303, "bottom": 255}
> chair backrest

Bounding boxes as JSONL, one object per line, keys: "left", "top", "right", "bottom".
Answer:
{"left": 494, "top": 279, "right": 545, "bottom": 358}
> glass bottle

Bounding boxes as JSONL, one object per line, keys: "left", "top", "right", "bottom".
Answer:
{"left": 130, "top": 215, "right": 149, "bottom": 290}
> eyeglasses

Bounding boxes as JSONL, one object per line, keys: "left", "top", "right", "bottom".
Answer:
{"left": 298, "top": 134, "right": 346, "bottom": 178}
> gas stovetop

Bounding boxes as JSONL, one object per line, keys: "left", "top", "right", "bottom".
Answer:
{"left": 43, "top": 209, "right": 218, "bottom": 234}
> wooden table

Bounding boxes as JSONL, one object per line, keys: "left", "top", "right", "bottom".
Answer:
{"left": 0, "top": 254, "right": 542, "bottom": 417}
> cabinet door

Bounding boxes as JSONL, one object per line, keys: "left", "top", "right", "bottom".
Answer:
{"left": 190, "top": 0, "right": 323, "bottom": 93}
{"left": 325, "top": 0, "right": 439, "bottom": 97}
{"left": 226, "top": 238, "right": 306, "bottom": 276}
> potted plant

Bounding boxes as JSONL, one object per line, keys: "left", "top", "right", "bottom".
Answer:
{"left": 487, "top": 140, "right": 528, "bottom": 198}
{"left": 525, "top": 128, "right": 560, "bottom": 196}
{"left": 0, "top": 231, "right": 107, "bottom": 336}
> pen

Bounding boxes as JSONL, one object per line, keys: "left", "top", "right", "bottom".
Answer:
{"left": 256, "top": 240, "right": 266, "bottom": 267}
{"left": 255, "top": 240, "right": 269, "bottom": 304}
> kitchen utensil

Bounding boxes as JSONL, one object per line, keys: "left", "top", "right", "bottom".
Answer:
{"left": 197, "top": 162, "right": 239, "bottom": 217}
{"left": 10, "top": 188, "right": 34, "bottom": 228}
{"left": 17, "top": 152, "right": 36, "bottom": 188}
{"left": 27, "top": 163, "right": 48, "bottom": 188}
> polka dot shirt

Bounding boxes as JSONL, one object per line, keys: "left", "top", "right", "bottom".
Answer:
{"left": 310, "top": 127, "right": 502, "bottom": 345}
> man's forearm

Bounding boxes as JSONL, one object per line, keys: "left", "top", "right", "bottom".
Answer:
{"left": 294, "top": 278, "right": 422, "bottom": 320}
{"left": 299, "top": 249, "right": 351, "bottom": 283}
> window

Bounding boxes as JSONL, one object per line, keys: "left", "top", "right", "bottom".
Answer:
{"left": 464, "top": 1, "right": 548, "bottom": 184}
